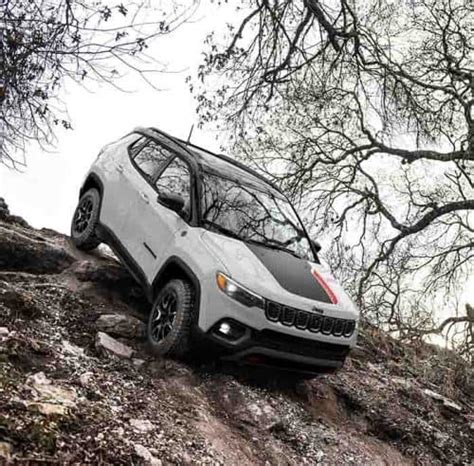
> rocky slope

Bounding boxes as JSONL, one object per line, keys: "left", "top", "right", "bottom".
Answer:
{"left": 0, "top": 198, "right": 472, "bottom": 464}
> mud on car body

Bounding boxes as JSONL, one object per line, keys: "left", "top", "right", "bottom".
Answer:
{"left": 72, "top": 127, "right": 359, "bottom": 375}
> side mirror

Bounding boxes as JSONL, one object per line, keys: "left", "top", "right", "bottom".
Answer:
{"left": 311, "top": 239, "right": 322, "bottom": 253}
{"left": 158, "top": 192, "right": 185, "bottom": 213}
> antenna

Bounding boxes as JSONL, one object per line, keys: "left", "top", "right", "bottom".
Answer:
{"left": 187, "top": 124, "right": 194, "bottom": 144}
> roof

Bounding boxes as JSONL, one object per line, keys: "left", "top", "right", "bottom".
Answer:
{"left": 184, "top": 143, "right": 281, "bottom": 195}
{"left": 144, "top": 127, "right": 281, "bottom": 196}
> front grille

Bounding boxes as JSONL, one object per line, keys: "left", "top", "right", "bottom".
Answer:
{"left": 254, "top": 329, "right": 350, "bottom": 361}
{"left": 265, "top": 299, "right": 356, "bottom": 338}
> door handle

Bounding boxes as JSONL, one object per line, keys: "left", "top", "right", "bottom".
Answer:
{"left": 140, "top": 192, "right": 149, "bottom": 204}
{"left": 116, "top": 163, "right": 124, "bottom": 173}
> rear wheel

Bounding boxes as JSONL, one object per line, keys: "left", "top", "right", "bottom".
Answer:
{"left": 71, "top": 188, "right": 101, "bottom": 251}
{"left": 147, "top": 278, "right": 195, "bottom": 357}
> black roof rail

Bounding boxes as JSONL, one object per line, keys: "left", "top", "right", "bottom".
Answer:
{"left": 140, "top": 126, "right": 280, "bottom": 193}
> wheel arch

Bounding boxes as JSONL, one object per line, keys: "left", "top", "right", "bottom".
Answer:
{"left": 79, "top": 173, "right": 104, "bottom": 199}
{"left": 151, "top": 257, "right": 201, "bottom": 318}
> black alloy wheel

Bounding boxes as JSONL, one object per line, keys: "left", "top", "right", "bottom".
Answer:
{"left": 149, "top": 289, "right": 178, "bottom": 343}
{"left": 73, "top": 196, "right": 94, "bottom": 234}
{"left": 71, "top": 188, "right": 101, "bottom": 250}
{"left": 147, "top": 278, "right": 195, "bottom": 357}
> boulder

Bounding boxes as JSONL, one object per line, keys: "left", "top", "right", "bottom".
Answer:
{"left": 0, "top": 441, "right": 12, "bottom": 461}
{"left": 95, "top": 332, "right": 134, "bottom": 359}
{"left": 236, "top": 401, "right": 283, "bottom": 431}
{"left": 0, "top": 225, "right": 75, "bottom": 274}
{"left": 130, "top": 418, "right": 156, "bottom": 433}
{"left": 424, "top": 389, "right": 445, "bottom": 402}
{"left": 79, "top": 372, "right": 94, "bottom": 387}
{"left": 424, "top": 388, "right": 462, "bottom": 415}
{"left": 24, "top": 372, "right": 77, "bottom": 417}
{"left": 61, "top": 340, "right": 86, "bottom": 357}
{"left": 0, "top": 442, "right": 12, "bottom": 464}
{"left": 27, "top": 401, "right": 68, "bottom": 416}
{"left": 133, "top": 444, "right": 162, "bottom": 465}
{"left": 27, "top": 372, "right": 77, "bottom": 407}
{"left": 442, "top": 399, "right": 462, "bottom": 414}
{"left": 96, "top": 313, "right": 146, "bottom": 339}
{"left": 71, "top": 260, "right": 135, "bottom": 287}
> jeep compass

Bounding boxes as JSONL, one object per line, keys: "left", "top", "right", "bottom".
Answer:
{"left": 71, "top": 127, "right": 359, "bottom": 374}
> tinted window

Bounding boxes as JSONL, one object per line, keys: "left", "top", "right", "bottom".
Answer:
{"left": 129, "top": 136, "right": 146, "bottom": 158}
{"left": 156, "top": 157, "right": 191, "bottom": 217}
{"left": 133, "top": 140, "right": 173, "bottom": 181}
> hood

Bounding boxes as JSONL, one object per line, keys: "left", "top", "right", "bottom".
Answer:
{"left": 201, "top": 231, "right": 347, "bottom": 308}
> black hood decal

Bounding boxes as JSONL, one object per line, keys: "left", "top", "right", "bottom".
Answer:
{"left": 246, "top": 243, "right": 333, "bottom": 304}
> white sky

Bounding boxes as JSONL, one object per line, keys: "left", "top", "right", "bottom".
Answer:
{"left": 0, "top": 3, "right": 472, "bottom": 307}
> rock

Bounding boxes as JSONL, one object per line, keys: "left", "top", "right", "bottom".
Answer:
{"left": 0, "top": 225, "right": 75, "bottom": 274}
{"left": 237, "top": 401, "right": 283, "bottom": 431}
{"left": 424, "top": 389, "right": 445, "bottom": 402}
{"left": 79, "top": 372, "right": 93, "bottom": 387}
{"left": 442, "top": 399, "right": 462, "bottom": 414}
{"left": 392, "top": 377, "right": 412, "bottom": 390}
{"left": 132, "top": 358, "right": 146, "bottom": 369}
{"left": 28, "top": 401, "right": 68, "bottom": 416}
{"left": 314, "top": 450, "right": 325, "bottom": 462}
{"left": 130, "top": 418, "right": 155, "bottom": 433}
{"left": 96, "top": 313, "right": 146, "bottom": 339}
{"left": 0, "top": 441, "right": 12, "bottom": 460}
{"left": 133, "top": 443, "right": 162, "bottom": 465}
{"left": 0, "top": 198, "right": 10, "bottom": 220}
{"left": 0, "top": 327, "right": 9, "bottom": 337}
{"left": 62, "top": 340, "right": 86, "bottom": 357}
{"left": 0, "top": 281, "right": 43, "bottom": 318}
{"left": 27, "top": 371, "right": 77, "bottom": 407}
{"left": 71, "top": 260, "right": 135, "bottom": 287}
{"left": 423, "top": 388, "right": 462, "bottom": 414}
{"left": 28, "top": 371, "right": 50, "bottom": 385}
{"left": 95, "top": 332, "right": 134, "bottom": 359}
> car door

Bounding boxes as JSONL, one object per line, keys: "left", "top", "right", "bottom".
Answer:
{"left": 114, "top": 137, "right": 174, "bottom": 277}
{"left": 99, "top": 133, "right": 142, "bottom": 235}
{"left": 132, "top": 155, "right": 193, "bottom": 282}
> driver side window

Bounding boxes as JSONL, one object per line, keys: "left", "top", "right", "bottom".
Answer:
{"left": 131, "top": 138, "right": 172, "bottom": 182}
{"left": 155, "top": 157, "right": 191, "bottom": 218}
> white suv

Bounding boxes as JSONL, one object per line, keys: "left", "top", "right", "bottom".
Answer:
{"left": 72, "top": 127, "right": 359, "bottom": 374}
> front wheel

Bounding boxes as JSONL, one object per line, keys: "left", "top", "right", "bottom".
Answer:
{"left": 147, "top": 279, "right": 196, "bottom": 357}
{"left": 71, "top": 188, "right": 101, "bottom": 251}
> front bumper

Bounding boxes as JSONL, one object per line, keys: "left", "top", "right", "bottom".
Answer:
{"left": 204, "top": 319, "right": 350, "bottom": 373}
{"left": 198, "top": 276, "right": 356, "bottom": 373}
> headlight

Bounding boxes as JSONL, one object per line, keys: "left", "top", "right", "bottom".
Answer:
{"left": 216, "top": 272, "right": 264, "bottom": 309}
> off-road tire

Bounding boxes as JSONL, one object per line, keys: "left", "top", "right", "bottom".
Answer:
{"left": 147, "top": 279, "right": 195, "bottom": 358}
{"left": 71, "top": 188, "right": 101, "bottom": 251}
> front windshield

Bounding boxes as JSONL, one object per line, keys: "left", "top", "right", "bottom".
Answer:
{"left": 200, "top": 172, "right": 315, "bottom": 261}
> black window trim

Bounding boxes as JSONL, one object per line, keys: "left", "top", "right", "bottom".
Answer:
{"left": 128, "top": 136, "right": 173, "bottom": 184}
{"left": 155, "top": 155, "right": 194, "bottom": 223}
{"left": 127, "top": 132, "right": 199, "bottom": 226}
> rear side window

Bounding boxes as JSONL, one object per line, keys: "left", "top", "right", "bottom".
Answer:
{"left": 156, "top": 157, "right": 192, "bottom": 217}
{"left": 131, "top": 138, "right": 173, "bottom": 181}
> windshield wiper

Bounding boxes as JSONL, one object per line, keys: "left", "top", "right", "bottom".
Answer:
{"left": 245, "top": 238, "right": 302, "bottom": 259}
{"left": 201, "top": 220, "right": 242, "bottom": 241}
{"left": 202, "top": 221, "right": 303, "bottom": 259}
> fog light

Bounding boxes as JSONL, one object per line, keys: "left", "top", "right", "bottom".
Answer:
{"left": 213, "top": 320, "right": 247, "bottom": 341}
{"left": 219, "top": 322, "right": 231, "bottom": 335}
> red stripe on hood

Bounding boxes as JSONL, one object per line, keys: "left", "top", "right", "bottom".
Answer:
{"left": 311, "top": 269, "right": 338, "bottom": 305}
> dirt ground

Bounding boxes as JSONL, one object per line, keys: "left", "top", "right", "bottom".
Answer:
{"left": 0, "top": 200, "right": 472, "bottom": 464}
